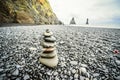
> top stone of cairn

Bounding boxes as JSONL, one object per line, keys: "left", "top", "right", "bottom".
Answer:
{"left": 43, "top": 29, "right": 53, "bottom": 37}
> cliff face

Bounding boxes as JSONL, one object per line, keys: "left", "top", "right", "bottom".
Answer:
{"left": 0, "top": 0, "right": 59, "bottom": 24}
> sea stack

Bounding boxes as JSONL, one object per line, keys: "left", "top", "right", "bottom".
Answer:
{"left": 39, "top": 29, "right": 58, "bottom": 68}
{"left": 70, "top": 17, "right": 76, "bottom": 24}
{"left": 86, "top": 18, "right": 89, "bottom": 25}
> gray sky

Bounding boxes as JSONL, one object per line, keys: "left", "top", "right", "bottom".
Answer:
{"left": 49, "top": 0, "right": 120, "bottom": 26}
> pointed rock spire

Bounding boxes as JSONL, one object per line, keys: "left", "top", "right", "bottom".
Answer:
{"left": 39, "top": 29, "right": 58, "bottom": 68}
{"left": 86, "top": 18, "right": 89, "bottom": 25}
{"left": 70, "top": 17, "right": 76, "bottom": 24}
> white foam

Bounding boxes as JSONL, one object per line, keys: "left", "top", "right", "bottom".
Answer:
{"left": 68, "top": 24, "right": 120, "bottom": 29}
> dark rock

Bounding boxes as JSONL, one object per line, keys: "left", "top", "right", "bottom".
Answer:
{"left": 86, "top": 18, "right": 89, "bottom": 25}
{"left": 40, "top": 50, "right": 57, "bottom": 58}
{"left": 44, "top": 36, "right": 56, "bottom": 42}
{"left": 70, "top": 17, "right": 76, "bottom": 24}
{"left": 115, "top": 54, "right": 120, "bottom": 60}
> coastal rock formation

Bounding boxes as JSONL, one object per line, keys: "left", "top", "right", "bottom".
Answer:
{"left": 39, "top": 29, "right": 58, "bottom": 67}
{"left": 86, "top": 18, "right": 89, "bottom": 25}
{"left": 70, "top": 17, "right": 76, "bottom": 24}
{"left": 0, "top": 0, "right": 59, "bottom": 24}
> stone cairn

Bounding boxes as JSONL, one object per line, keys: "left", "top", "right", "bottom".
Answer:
{"left": 39, "top": 29, "right": 58, "bottom": 68}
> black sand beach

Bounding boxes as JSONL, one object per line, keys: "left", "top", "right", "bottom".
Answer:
{"left": 0, "top": 25, "right": 120, "bottom": 80}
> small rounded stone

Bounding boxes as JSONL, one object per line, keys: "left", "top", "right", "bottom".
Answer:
{"left": 40, "top": 50, "right": 57, "bottom": 58}
{"left": 72, "top": 69, "right": 76, "bottom": 74}
{"left": 43, "top": 31, "right": 53, "bottom": 37}
{"left": 23, "top": 74, "right": 30, "bottom": 80}
{"left": 12, "top": 69, "right": 19, "bottom": 76}
{"left": 42, "top": 41, "right": 56, "bottom": 48}
{"left": 80, "top": 67, "right": 87, "bottom": 76}
{"left": 74, "top": 74, "right": 79, "bottom": 79}
{"left": 70, "top": 61, "right": 78, "bottom": 65}
{"left": 53, "top": 72, "right": 58, "bottom": 76}
{"left": 81, "top": 64, "right": 88, "bottom": 68}
{"left": 44, "top": 36, "right": 56, "bottom": 42}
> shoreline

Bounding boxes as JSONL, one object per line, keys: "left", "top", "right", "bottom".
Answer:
{"left": 0, "top": 24, "right": 120, "bottom": 29}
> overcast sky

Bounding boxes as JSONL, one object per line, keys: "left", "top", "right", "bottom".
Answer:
{"left": 49, "top": 0, "right": 120, "bottom": 26}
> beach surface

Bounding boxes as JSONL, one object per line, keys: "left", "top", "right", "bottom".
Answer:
{"left": 0, "top": 25, "right": 120, "bottom": 80}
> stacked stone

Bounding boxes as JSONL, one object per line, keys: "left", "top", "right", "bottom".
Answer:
{"left": 39, "top": 29, "right": 58, "bottom": 68}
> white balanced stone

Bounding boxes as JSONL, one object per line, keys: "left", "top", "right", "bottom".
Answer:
{"left": 39, "top": 55, "right": 58, "bottom": 68}
{"left": 43, "top": 31, "right": 53, "bottom": 37}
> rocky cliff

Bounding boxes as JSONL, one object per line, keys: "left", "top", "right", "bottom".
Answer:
{"left": 0, "top": 0, "right": 59, "bottom": 24}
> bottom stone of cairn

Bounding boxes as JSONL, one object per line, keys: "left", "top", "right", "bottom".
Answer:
{"left": 39, "top": 55, "right": 58, "bottom": 68}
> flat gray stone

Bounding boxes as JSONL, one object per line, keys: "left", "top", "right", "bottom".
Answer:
{"left": 44, "top": 36, "right": 56, "bottom": 42}
{"left": 42, "top": 41, "right": 56, "bottom": 48}
{"left": 40, "top": 50, "right": 57, "bottom": 58}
